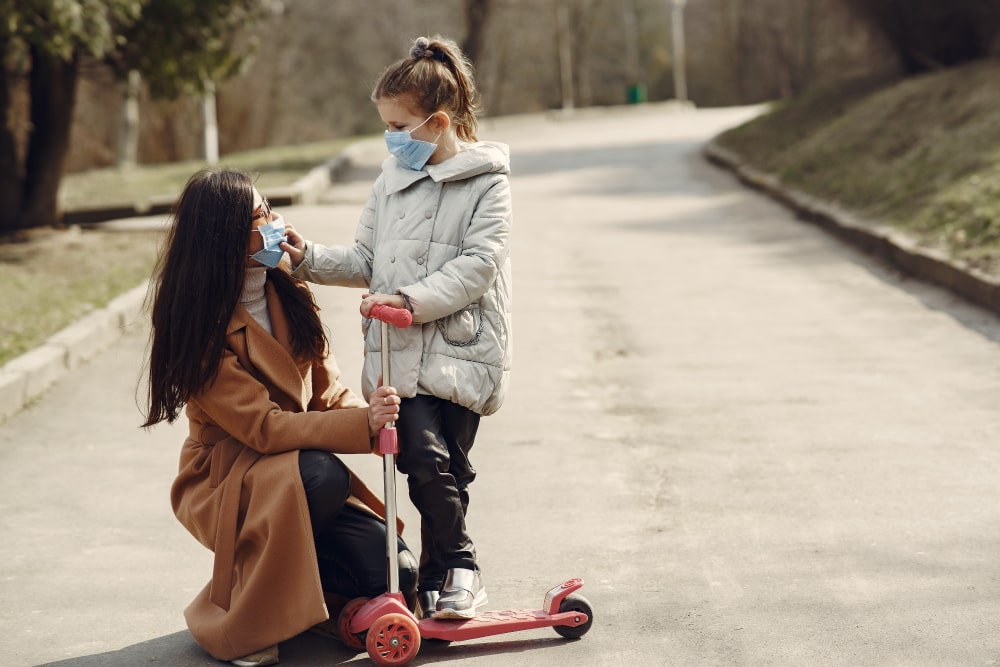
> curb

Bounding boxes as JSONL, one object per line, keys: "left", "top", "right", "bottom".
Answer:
{"left": 703, "top": 141, "right": 1000, "bottom": 316}
{"left": 0, "top": 149, "right": 359, "bottom": 424}
{"left": 0, "top": 282, "right": 150, "bottom": 422}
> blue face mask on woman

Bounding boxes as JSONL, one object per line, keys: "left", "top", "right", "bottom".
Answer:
{"left": 249, "top": 216, "right": 287, "bottom": 268}
{"left": 385, "top": 115, "right": 439, "bottom": 170}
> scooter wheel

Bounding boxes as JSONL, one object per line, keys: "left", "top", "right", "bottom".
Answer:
{"left": 366, "top": 612, "right": 421, "bottom": 666}
{"left": 554, "top": 593, "right": 594, "bottom": 639}
{"left": 336, "top": 597, "right": 369, "bottom": 652}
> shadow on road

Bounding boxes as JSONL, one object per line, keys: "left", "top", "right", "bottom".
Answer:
{"left": 34, "top": 627, "right": 581, "bottom": 667}
{"left": 508, "top": 131, "right": 1000, "bottom": 345}
{"left": 35, "top": 631, "right": 358, "bottom": 667}
{"left": 513, "top": 140, "right": 697, "bottom": 194}
{"left": 35, "top": 631, "right": 215, "bottom": 667}
{"left": 597, "top": 149, "right": 1000, "bottom": 345}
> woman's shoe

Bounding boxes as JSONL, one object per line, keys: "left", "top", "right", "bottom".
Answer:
{"left": 433, "top": 568, "right": 487, "bottom": 619}
{"left": 230, "top": 645, "right": 279, "bottom": 667}
{"left": 308, "top": 592, "right": 351, "bottom": 641}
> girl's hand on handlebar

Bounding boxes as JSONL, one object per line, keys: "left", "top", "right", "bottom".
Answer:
{"left": 280, "top": 225, "right": 307, "bottom": 267}
{"left": 368, "top": 384, "right": 400, "bottom": 437}
{"left": 360, "top": 292, "right": 407, "bottom": 318}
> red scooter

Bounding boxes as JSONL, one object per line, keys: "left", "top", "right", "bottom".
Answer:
{"left": 338, "top": 304, "right": 593, "bottom": 666}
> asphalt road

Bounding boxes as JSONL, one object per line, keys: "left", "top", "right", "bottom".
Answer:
{"left": 2, "top": 103, "right": 1000, "bottom": 667}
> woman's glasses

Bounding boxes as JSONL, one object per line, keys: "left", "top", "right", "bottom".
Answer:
{"left": 252, "top": 198, "right": 271, "bottom": 222}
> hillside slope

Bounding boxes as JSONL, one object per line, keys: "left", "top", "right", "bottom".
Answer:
{"left": 716, "top": 58, "right": 1000, "bottom": 277}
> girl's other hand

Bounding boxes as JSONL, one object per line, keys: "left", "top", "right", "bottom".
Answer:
{"left": 360, "top": 292, "right": 407, "bottom": 318}
{"left": 368, "top": 384, "right": 400, "bottom": 436}
{"left": 281, "top": 225, "right": 307, "bottom": 267}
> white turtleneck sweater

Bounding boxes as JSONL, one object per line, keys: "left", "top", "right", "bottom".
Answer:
{"left": 240, "top": 266, "right": 273, "bottom": 336}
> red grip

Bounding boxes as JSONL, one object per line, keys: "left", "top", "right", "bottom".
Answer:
{"left": 369, "top": 303, "right": 413, "bottom": 328}
{"left": 379, "top": 427, "right": 399, "bottom": 455}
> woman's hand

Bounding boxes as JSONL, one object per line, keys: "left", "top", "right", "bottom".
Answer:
{"left": 360, "top": 292, "right": 408, "bottom": 318}
{"left": 368, "top": 384, "right": 400, "bottom": 437}
{"left": 281, "top": 224, "right": 307, "bottom": 267}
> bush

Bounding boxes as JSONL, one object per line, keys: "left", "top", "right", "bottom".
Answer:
{"left": 843, "top": 0, "right": 1000, "bottom": 72}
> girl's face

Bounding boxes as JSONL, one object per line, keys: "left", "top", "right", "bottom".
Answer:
{"left": 377, "top": 97, "right": 444, "bottom": 145}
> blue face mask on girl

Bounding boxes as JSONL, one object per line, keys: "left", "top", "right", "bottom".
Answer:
{"left": 384, "top": 115, "right": 439, "bottom": 170}
{"left": 249, "top": 216, "right": 287, "bottom": 268}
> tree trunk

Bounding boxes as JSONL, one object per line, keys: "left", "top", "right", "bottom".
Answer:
{"left": 21, "top": 45, "right": 78, "bottom": 231}
{"left": 462, "top": 0, "right": 493, "bottom": 66}
{"left": 556, "top": 0, "right": 574, "bottom": 111}
{"left": 0, "top": 38, "right": 24, "bottom": 236}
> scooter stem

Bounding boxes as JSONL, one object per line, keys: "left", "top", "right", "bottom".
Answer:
{"left": 383, "top": 450, "right": 399, "bottom": 594}
{"left": 380, "top": 319, "right": 400, "bottom": 595}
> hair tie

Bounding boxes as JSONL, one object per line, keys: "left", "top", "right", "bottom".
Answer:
{"left": 410, "top": 36, "right": 447, "bottom": 62}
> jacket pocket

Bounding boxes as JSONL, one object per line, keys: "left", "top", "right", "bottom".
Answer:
{"left": 435, "top": 307, "right": 483, "bottom": 347}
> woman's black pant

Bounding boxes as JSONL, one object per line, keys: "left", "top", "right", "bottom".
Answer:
{"left": 393, "top": 394, "right": 481, "bottom": 593}
{"left": 298, "top": 450, "right": 417, "bottom": 604}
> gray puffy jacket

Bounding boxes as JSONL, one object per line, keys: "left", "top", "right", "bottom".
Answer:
{"left": 293, "top": 141, "right": 513, "bottom": 416}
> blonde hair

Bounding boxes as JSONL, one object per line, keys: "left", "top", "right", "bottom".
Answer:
{"left": 372, "top": 35, "right": 480, "bottom": 142}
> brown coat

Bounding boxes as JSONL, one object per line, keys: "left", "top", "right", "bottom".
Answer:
{"left": 170, "top": 282, "right": 395, "bottom": 661}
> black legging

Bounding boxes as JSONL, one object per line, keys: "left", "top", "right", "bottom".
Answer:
{"left": 298, "top": 450, "right": 417, "bottom": 604}
{"left": 394, "top": 394, "right": 481, "bottom": 593}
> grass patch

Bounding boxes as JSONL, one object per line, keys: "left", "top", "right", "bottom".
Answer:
{"left": 58, "top": 136, "right": 362, "bottom": 209}
{"left": 1, "top": 137, "right": 365, "bottom": 367}
{"left": 0, "top": 227, "right": 163, "bottom": 366}
{"left": 716, "top": 58, "right": 1000, "bottom": 275}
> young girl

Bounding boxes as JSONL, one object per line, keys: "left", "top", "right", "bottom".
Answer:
{"left": 143, "top": 168, "right": 417, "bottom": 666}
{"left": 284, "top": 35, "right": 512, "bottom": 620}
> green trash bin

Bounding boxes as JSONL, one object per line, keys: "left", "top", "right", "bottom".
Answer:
{"left": 626, "top": 83, "right": 647, "bottom": 104}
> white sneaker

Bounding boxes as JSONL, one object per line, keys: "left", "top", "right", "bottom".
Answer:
{"left": 433, "top": 568, "right": 488, "bottom": 620}
{"left": 231, "top": 645, "right": 279, "bottom": 667}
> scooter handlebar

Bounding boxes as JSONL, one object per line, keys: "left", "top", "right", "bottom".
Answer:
{"left": 369, "top": 303, "right": 413, "bottom": 328}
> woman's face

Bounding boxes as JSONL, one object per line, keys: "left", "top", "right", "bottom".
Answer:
{"left": 246, "top": 188, "right": 273, "bottom": 264}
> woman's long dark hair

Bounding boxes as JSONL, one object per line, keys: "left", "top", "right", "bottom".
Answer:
{"left": 142, "top": 168, "right": 328, "bottom": 428}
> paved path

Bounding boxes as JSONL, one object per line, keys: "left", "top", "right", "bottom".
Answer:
{"left": 2, "top": 104, "right": 999, "bottom": 666}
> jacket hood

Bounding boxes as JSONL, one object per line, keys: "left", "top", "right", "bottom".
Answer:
{"left": 382, "top": 140, "right": 510, "bottom": 194}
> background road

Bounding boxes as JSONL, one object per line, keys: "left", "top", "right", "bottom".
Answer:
{"left": 2, "top": 104, "right": 1000, "bottom": 666}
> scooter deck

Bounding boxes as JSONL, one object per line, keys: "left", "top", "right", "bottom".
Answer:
{"left": 419, "top": 608, "right": 590, "bottom": 642}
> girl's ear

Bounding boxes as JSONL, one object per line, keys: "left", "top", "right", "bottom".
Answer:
{"left": 431, "top": 110, "right": 451, "bottom": 132}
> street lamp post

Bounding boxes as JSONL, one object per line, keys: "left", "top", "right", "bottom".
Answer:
{"left": 671, "top": 0, "right": 688, "bottom": 103}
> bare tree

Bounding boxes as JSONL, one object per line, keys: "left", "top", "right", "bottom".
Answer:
{"left": 462, "top": 0, "right": 495, "bottom": 66}
{"left": 56, "top": 0, "right": 906, "bottom": 174}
